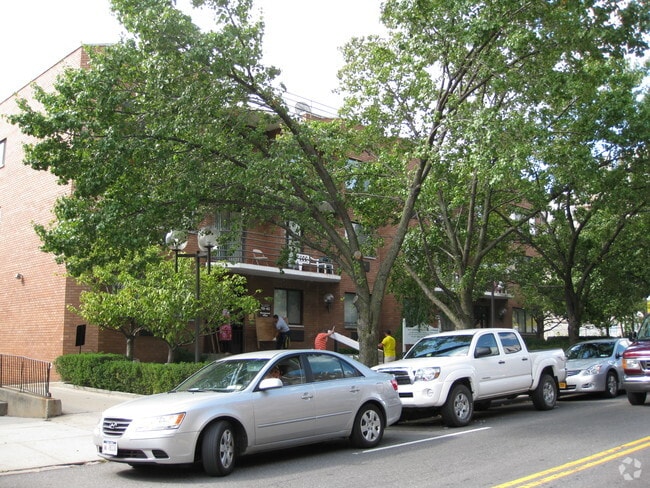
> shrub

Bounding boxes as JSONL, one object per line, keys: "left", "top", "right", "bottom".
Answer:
{"left": 523, "top": 336, "right": 570, "bottom": 351}
{"left": 54, "top": 353, "right": 207, "bottom": 395}
{"left": 54, "top": 353, "right": 126, "bottom": 387}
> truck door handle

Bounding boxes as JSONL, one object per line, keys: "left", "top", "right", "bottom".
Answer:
{"left": 499, "top": 360, "right": 505, "bottom": 364}
{"left": 522, "top": 357, "right": 529, "bottom": 361}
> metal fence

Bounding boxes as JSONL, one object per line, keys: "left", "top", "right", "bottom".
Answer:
{"left": 0, "top": 354, "right": 52, "bottom": 398}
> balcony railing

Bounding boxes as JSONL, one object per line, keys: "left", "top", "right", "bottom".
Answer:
{"left": 0, "top": 354, "right": 52, "bottom": 398}
{"left": 207, "top": 230, "right": 339, "bottom": 280}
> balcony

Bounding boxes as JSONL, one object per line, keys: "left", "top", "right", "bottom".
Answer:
{"left": 207, "top": 230, "right": 341, "bottom": 283}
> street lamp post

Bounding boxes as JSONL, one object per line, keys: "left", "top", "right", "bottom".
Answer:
{"left": 491, "top": 281, "right": 496, "bottom": 328}
{"left": 165, "top": 228, "right": 218, "bottom": 362}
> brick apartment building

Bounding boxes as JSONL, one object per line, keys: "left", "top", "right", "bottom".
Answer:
{"left": 0, "top": 47, "right": 409, "bottom": 371}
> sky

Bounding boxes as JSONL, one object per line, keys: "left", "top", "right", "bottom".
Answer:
{"left": 0, "top": 0, "right": 384, "bottom": 112}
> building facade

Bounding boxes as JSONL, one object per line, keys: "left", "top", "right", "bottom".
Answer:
{"left": 2, "top": 47, "right": 526, "bottom": 374}
{"left": 0, "top": 47, "right": 405, "bottom": 372}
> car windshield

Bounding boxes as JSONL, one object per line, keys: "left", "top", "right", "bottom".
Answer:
{"left": 405, "top": 335, "right": 473, "bottom": 359}
{"left": 172, "top": 358, "right": 269, "bottom": 393}
{"left": 566, "top": 342, "right": 615, "bottom": 360}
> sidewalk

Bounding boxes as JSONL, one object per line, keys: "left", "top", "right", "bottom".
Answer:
{"left": 0, "top": 383, "right": 140, "bottom": 475}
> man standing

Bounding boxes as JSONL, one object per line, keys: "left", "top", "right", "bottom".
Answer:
{"left": 378, "top": 330, "right": 396, "bottom": 363}
{"left": 273, "top": 314, "right": 290, "bottom": 349}
{"left": 314, "top": 327, "right": 335, "bottom": 350}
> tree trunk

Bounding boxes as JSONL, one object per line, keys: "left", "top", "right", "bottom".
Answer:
{"left": 125, "top": 336, "right": 134, "bottom": 360}
{"left": 456, "top": 288, "right": 476, "bottom": 329}
{"left": 565, "top": 289, "right": 581, "bottom": 344}
{"left": 356, "top": 291, "right": 380, "bottom": 366}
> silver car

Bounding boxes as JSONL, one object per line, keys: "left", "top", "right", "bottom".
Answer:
{"left": 93, "top": 349, "right": 402, "bottom": 476}
{"left": 560, "top": 338, "right": 630, "bottom": 398}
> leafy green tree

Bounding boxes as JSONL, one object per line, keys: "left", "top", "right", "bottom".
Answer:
{"left": 584, "top": 226, "right": 650, "bottom": 338}
{"left": 11, "top": 0, "right": 423, "bottom": 365}
{"left": 10, "top": 0, "right": 649, "bottom": 364}
{"left": 71, "top": 247, "right": 165, "bottom": 360}
{"left": 516, "top": 202, "right": 650, "bottom": 343}
{"left": 138, "top": 254, "right": 260, "bottom": 362}
{"left": 340, "top": 0, "right": 650, "bottom": 330}
{"left": 73, "top": 246, "right": 260, "bottom": 362}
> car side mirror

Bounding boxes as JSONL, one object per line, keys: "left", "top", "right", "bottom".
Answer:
{"left": 259, "top": 378, "right": 283, "bottom": 390}
{"left": 475, "top": 346, "right": 492, "bottom": 358}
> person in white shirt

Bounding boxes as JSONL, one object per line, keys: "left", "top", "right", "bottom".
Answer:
{"left": 273, "top": 314, "right": 290, "bottom": 349}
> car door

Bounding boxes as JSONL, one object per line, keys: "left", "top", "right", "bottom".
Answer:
{"left": 496, "top": 331, "right": 533, "bottom": 392}
{"left": 304, "top": 353, "right": 364, "bottom": 436}
{"left": 472, "top": 332, "right": 506, "bottom": 398}
{"left": 252, "top": 355, "right": 316, "bottom": 446}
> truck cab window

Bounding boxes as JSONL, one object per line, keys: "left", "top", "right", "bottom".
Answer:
{"left": 498, "top": 331, "right": 522, "bottom": 354}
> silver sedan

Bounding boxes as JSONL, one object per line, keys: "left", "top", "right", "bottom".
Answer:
{"left": 560, "top": 338, "right": 630, "bottom": 398}
{"left": 92, "top": 349, "right": 402, "bottom": 476}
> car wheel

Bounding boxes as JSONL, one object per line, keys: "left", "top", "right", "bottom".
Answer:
{"left": 531, "top": 373, "right": 557, "bottom": 410}
{"left": 350, "top": 403, "right": 384, "bottom": 448}
{"left": 602, "top": 371, "right": 619, "bottom": 399}
{"left": 627, "top": 391, "right": 647, "bottom": 406}
{"left": 441, "top": 384, "right": 473, "bottom": 427}
{"left": 201, "top": 420, "right": 237, "bottom": 476}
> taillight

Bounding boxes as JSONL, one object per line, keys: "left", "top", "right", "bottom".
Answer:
{"left": 390, "top": 378, "right": 399, "bottom": 391}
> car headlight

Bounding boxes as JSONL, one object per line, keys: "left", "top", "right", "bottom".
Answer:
{"left": 414, "top": 367, "right": 441, "bottom": 382}
{"left": 623, "top": 358, "right": 641, "bottom": 371}
{"left": 129, "top": 413, "right": 186, "bottom": 432}
{"left": 584, "top": 364, "right": 603, "bottom": 375}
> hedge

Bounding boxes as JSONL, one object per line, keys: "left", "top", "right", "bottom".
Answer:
{"left": 54, "top": 353, "right": 207, "bottom": 395}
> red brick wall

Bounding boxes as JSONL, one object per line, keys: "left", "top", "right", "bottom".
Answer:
{"left": 0, "top": 49, "right": 88, "bottom": 373}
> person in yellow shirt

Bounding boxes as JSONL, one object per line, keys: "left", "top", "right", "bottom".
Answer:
{"left": 378, "top": 330, "right": 396, "bottom": 363}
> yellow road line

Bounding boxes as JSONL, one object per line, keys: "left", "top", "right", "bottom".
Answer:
{"left": 493, "top": 436, "right": 650, "bottom": 488}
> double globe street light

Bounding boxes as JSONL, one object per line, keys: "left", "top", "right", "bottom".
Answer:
{"left": 165, "top": 227, "right": 219, "bottom": 362}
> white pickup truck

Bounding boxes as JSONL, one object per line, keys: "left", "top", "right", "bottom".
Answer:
{"left": 373, "top": 328, "right": 567, "bottom": 427}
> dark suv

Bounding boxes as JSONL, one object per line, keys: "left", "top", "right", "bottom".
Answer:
{"left": 622, "top": 315, "right": 650, "bottom": 405}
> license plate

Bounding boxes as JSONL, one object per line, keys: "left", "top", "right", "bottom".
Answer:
{"left": 103, "top": 440, "right": 118, "bottom": 456}
{"left": 559, "top": 382, "right": 567, "bottom": 389}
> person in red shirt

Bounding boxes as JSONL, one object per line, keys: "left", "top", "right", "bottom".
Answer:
{"left": 314, "top": 328, "right": 335, "bottom": 350}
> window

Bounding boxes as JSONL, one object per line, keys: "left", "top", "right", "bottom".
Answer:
{"left": 513, "top": 308, "right": 536, "bottom": 334}
{"left": 306, "top": 353, "right": 361, "bottom": 382}
{"left": 213, "top": 211, "right": 242, "bottom": 262}
{"left": 344, "top": 292, "right": 359, "bottom": 328}
{"left": 498, "top": 331, "right": 522, "bottom": 354}
{"left": 475, "top": 333, "right": 499, "bottom": 357}
{"left": 274, "top": 288, "right": 302, "bottom": 325}
{"left": 0, "top": 139, "right": 6, "bottom": 168}
{"left": 271, "top": 355, "right": 305, "bottom": 385}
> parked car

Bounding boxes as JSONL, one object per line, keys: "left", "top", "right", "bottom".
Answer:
{"left": 93, "top": 350, "right": 402, "bottom": 476}
{"left": 373, "top": 328, "right": 566, "bottom": 427}
{"left": 560, "top": 338, "right": 630, "bottom": 398}
{"left": 622, "top": 314, "right": 650, "bottom": 405}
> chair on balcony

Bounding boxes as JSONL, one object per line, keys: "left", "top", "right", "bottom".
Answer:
{"left": 312, "top": 256, "right": 334, "bottom": 274}
{"left": 252, "top": 249, "right": 268, "bottom": 265}
{"left": 295, "top": 253, "right": 311, "bottom": 271}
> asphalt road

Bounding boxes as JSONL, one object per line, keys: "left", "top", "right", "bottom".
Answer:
{"left": 2, "top": 394, "right": 648, "bottom": 488}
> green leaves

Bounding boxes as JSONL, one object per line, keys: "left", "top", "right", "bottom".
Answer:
{"left": 72, "top": 246, "right": 260, "bottom": 361}
{"left": 10, "top": 0, "right": 649, "bottom": 361}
